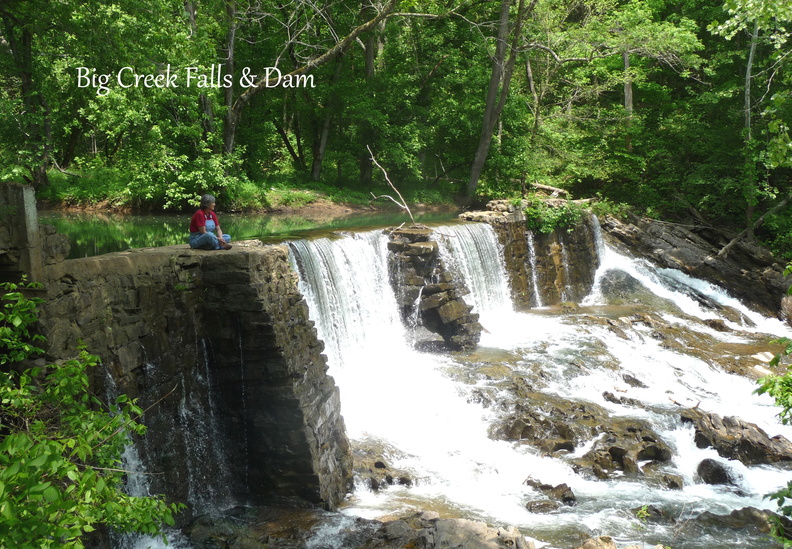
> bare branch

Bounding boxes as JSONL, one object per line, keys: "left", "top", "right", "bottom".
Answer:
{"left": 367, "top": 145, "right": 415, "bottom": 225}
{"left": 521, "top": 42, "right": 618, "bottom": 63}
{"left": 718, "top": 192, "right": 792, "bottom": 257}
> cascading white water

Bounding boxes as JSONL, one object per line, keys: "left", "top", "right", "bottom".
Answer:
{"left": 290, "top": 223, "right": 792, "bottom": 549}
{"left": 559, "top": 235, "right": 573, "bottom": 301}
{"left": 527, "top": 232, "right": 544, "bottom": 308}
{"left": 434, "top": 223, "right": 513, "bottom": 322}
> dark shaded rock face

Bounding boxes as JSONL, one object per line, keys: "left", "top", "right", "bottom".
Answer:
{"left": 681, "top": 408, "right": 792, "bottom": 465}
{"left": 38, "top": 242, "right": 352, "bottom": 519}
{"left": 599, "top": 214, "right": 791, "bottom": 318}
{"left": 460, "top": 201, "right": 601, "bottom": 308}
{"left": 697, "top": 458, "right": 737, "bottom": 485}
{"left": 387, "top": 226, "right": 482, "bottom": 350}
{"left": 0, "top": 183, "right": 70, "bottom": 283}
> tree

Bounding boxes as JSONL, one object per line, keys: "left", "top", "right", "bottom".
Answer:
{"left": 221, "top": 0, "right": 400, "bottom": 157}
{"left": 468, "top": 0, "right": 531, "bottom": 197}
{"left": 710, "top": 0, "right": 792, "bottom": 240}
{"left": 0, "top": 280, "right": 183, "bottom": 548}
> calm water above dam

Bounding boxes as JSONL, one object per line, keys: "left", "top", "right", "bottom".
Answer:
{"left": 39, "top": 209, "right": 459, "bottom": 258}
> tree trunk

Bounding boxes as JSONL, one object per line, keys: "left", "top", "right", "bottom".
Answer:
{"left": 4, "top": 19, "right": 49, "bottom": 187}
{"left": 745, "top": 20, "right": 759, "bottom": 140}
{"left": 186, "top": 0, "right": 216, "bottom": 140}
{"left": 312, "top": 56, "right": 345, "bottom": 181}
{"left": 467, "top": 0, "right": 529, "bottom": 197}
{"left": 744, "top": 20, "right": 760, "bottom": 240}
{"left": 623, "top": 51, "right": 633, "bottom": 152}
{"left": 359, "top": 3, "right": 379, "bottom": 186}
{"left": 222, "top": 0, "right": 238, "bottom": 155}
{"left": 525, "top": 57, "right": 541, "bottom": 143}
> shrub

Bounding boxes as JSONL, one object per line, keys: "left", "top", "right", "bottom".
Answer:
{"left": 524, "top": 199, "right": 585, "bottom": 234}
{"left": 0, "top": 280, "right": 183, "bottom": 548}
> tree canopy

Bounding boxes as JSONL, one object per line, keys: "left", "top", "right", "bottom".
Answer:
{"left": 1, "top": 0, "right": 791, "bottom": 254}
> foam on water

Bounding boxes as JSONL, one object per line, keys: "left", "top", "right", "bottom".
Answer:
{"left": 287, "top": 223, "right": 792, "bottom": 548}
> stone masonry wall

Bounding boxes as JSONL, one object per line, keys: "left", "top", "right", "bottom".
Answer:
{"left": 38, "top": 241, "right": 352, "bottom": 520}
{"left": 387, "top": 226, "right": 483, "bottom": 350}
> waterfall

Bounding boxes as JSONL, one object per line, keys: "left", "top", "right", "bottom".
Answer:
{"left": 526, "top": 231, "right": 543, "bottom": 308}
{"left": 433, "top": 223, "right": 513, "bottom": 319}
{"left": 289, "top": 229, "right": 491, "bottom": 458}
{"left": 107, "top": 373, "right": 195, "bottom": 549}
{"left": 590, "top": 214, "right": 606, "bottom": 259}
{"left": 559, "top": 233, "right": 573, "bottom": 301}
{"left": 289, "top": 224, "right": 792, "bottom": 549}
{"left": 289, "top": 232, "right": 404, "bottom": 369}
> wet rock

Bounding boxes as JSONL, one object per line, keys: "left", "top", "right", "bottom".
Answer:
{"left": 681, "top": 408, "right": 792, "bottom": 464}
{"left": 359, "top": 511, "right": 535, "bottom": 549}
{"left": 353, "top": 440, "right": 416, "bottom": 492}
{"left": 599, "top": 214, "right": 791, "bottom": 318}
{"left": 603, "top": 391, "right": 641, "bottom": 407}
{"left": 387, "top": 226, "right": 482, "bottom": 350}
{"left": 682, "top": 506, "right": 792, "bottom": 538}
{"left": 491, "top": 383, "right": 673, "bottom": 484}
{"left": 187, "top": 506, "right": 389, "bottom": 549}
{"left": 623, "top": 373, "right": 648, "bottom": 388}
{"left": 697, "top": 458, "right": 737, "bottom": 485}
{"left": 525, "top": 500, "right": 561, "bottom": 513}
{"left": 462, "top": 205, "right": 601, "bottom": 308}
{"left": 631, "top": 504, "right": 675, "bottom": 523}
{"left": 524, "top": 478, "right": 577, "bottom": 506}
{"left": 576, "top": 536, "right": 617, "bottom": 549}
{"left": 703, "top": 318, "right": 731, "bottom": 332}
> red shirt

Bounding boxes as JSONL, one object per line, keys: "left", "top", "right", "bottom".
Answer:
{"left": 189, "top": 209, "right": 220, "bottom": 232}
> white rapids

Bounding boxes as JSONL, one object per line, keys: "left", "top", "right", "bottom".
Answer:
{"left": 289, "top": 220, "right": 792, "bottom": 549}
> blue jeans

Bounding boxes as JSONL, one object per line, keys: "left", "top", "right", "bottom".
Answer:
{"left": 188, "top": 232, "right": 231, "bottom": 250}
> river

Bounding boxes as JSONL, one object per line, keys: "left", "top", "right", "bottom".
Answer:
{"left": 118, "top": 216, "right": 791, "bottom": 549}
{"left": 288, "top": 220, "right": 792, "bottom": 549}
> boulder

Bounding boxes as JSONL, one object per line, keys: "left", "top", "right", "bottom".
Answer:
{"left": 599, "top": 214, "right": 791, "bottom": 318}
{"left": 682, "top": 408, "right": 792, "bottom": 464}
{"left": 353, "top": 439, "right": 416, "bottom": 492}
{"left": 490, "top": 383, "right": 673, "bottom": 483}
{"left": 576, "top": 536, "right": 617, "bottom": 549}
{"left": 697, "top": 458, "right": 737, "bottom": 486}
{"left": 524, "top": 478, "right": 577, "bottom": 506}
{"left": 682, "top": 506, "right": 792, "bottom": 539}
{"left": 359, "top": 511, "right": 535, "bottom": 549}
{"left": 387, "top": 226, "right": 483, "bottom": 350}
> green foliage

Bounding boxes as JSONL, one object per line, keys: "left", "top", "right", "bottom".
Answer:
{"left": 591, "top": 194, "right": 632, "bottom": 220}
{"left": 523, "top": 199, "right": 586, "bottom": 234}
{"left": 755, "top": 264, "right": 792, "bottom": 545}
{"left": 2, "top": 0, "right": 792, "bottom": 258}
{"left": 0, "top": 280, "right": 45, "bottom": 364}
{"left": 0, "top": 281, "right": 184, "bottom": 547}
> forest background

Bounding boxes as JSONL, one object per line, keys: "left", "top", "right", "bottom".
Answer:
{"left": 1, "top": 0, "right": 791, "bottom": 256}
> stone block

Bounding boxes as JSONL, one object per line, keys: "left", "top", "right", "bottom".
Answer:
{"left": 438, "top": 299, "right": 470, "bottom": 324}
{"left": 403, "top": 241, "right": 438, "bottom": 256}
{"left": 420, "top": 291, "right": 450, "bottom": 311}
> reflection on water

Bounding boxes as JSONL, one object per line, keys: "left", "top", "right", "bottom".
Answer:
{"left": 39, "top": 209, "right": 460, "bottom": 259}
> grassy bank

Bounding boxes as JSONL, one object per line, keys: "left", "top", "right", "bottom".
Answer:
{"left": 37, "top": 169, "right": 460, "bottom": 214}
